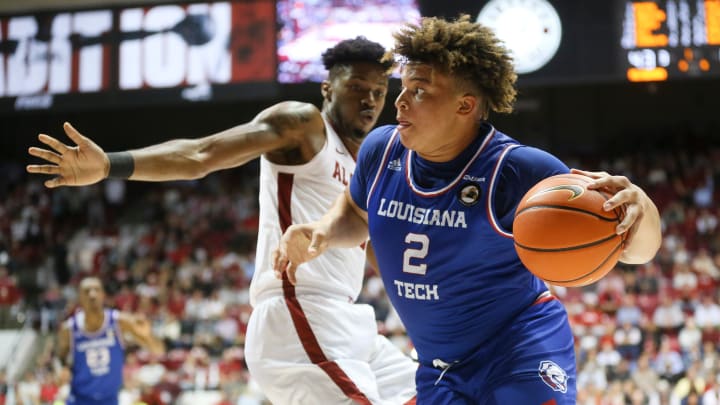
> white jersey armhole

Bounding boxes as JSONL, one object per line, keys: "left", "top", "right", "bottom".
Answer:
{"left": 487, "top": 144, "right": 521, "bottom": 238}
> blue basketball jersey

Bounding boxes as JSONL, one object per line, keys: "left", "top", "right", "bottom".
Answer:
{"left": 351, "top": 124, "right": 566, "bottom": 364}
{"left": 68, "top": 309, "right": 125, "bottom": 404}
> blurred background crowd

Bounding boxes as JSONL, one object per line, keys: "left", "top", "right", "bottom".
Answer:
{"left": 1, "top": 0, "right": 720, "bottom": 404}
{"left": 1, "top": 128, "right": 719, "bottom": 404}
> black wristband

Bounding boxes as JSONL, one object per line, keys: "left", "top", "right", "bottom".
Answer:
{"left": 107, "top": 151, "right": 135, "bottom": 179}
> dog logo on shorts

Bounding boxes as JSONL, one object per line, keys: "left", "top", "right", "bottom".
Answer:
{"left": 538, "top": 360, "right": 568, "bottom": 393}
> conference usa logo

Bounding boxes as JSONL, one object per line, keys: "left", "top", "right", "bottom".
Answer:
{"left": 457, "top": 182, "right": 481, "bottom": 207}
{"left": 538, "top": 360, "right": 568, "bottom": 393}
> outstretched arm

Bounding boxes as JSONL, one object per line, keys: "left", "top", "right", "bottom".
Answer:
{"left": 27, "top": 101, "right": 325, "bottom": 187}
{"left": 572, "top": 169, "right": 661, "bottom": 264}
{"left": 273, "top": 188, "right": 370, "bottom": 284}
{"left": 118, "top": 312, "right": 165, "bottom": 355}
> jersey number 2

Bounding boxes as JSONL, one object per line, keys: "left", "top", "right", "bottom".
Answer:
{"left": 403, "top": 233, "right": 428, "bottom": 275}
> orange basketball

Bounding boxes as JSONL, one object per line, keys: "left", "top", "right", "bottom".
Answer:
{"left": 513, "top": 173, "right": 626, "bottom": 287}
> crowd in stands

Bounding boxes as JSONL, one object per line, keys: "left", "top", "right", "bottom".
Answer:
{"left": 0, "top": 130, "right": 719, "bottom": 405}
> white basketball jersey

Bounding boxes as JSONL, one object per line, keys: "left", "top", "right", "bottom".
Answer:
{"left": 250, "top": 115, "right": 366, "bottom": 306}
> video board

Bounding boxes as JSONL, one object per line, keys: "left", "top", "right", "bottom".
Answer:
{"left": 0, "top": 0, "right": 276, "bottom": 112}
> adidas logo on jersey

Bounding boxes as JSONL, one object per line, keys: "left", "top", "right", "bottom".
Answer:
{"left": 387, "top": 158, "right": 402, "bottom": 171}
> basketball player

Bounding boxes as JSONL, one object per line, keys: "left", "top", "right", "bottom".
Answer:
{"left": 28, "top": 37, "right": 417, "bottom": 404}
{"left": 274, "top": 16, "right": 662, "bottom": 404}
{"left": 55, "top": 277, "right": 164, "bottom": 405}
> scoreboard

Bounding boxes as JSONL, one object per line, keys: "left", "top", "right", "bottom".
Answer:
{"left": 621, "top": 0, "right": 720, "bottom": 81}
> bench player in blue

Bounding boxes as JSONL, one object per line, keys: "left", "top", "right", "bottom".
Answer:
{"left": 55, "top": 277, "right": 164, "bottom": 405}
{"left": 273, "top": 15, "right": 662, "bottom": 404}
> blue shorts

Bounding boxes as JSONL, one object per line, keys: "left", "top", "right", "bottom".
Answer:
{"left": 415, "top": 299, "right": 577, "bottom": 405}
{"left": 67, "top": 392, "right": 118, "bottom": 405}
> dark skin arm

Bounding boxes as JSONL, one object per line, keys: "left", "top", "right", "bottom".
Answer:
{"left": 27, "top": 101, "right": 327, "bottom": 186}
{"left": 117, "top": 312, "right": 165, "bottom": 355}
{"left": 56, "top": 324, "right": 71, "bottom": 366}
{"left": 54, "top": 325, "right": 72, "bottom": 385}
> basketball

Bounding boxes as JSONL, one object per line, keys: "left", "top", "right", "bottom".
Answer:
{"left": 513, "top": 173, "right": 626, "bottom": 287}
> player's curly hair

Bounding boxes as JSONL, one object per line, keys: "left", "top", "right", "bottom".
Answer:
{"left": 322, "top": 36, "right": 394, "bottom": 76}
{"left": 393, "top": 15, "right": 517, "bottom": 115}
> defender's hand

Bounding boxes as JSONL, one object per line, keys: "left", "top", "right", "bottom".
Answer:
{"left": 27, "top": 122, "right": 110, "bottom": 188}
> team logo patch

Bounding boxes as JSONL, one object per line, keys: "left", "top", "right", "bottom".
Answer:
{"left": 538, "top": 360, "right": 568, "bottom": 393}
{"left": 458, "top": 182, "right": 481, "bottom": 206}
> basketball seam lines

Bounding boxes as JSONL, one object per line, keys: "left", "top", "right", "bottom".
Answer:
{"left": 540, "top": 241, "right": 625, "bottom": 283}
{"left": 514, "top": 233, "right": 619, "bottom": 252}
{"left": 515, "top": 205, "right": 618, "bottom": 221}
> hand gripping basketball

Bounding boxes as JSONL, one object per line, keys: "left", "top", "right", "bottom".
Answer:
{"left": 513, "top": 173, "right": 627, "bottom": 287}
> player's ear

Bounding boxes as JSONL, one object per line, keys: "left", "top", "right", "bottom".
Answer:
{"left": 321, "top": 80, "right": 332, "bottom": 102}
{"left": 457, "top": 94, "right": 477, "bottom": 116}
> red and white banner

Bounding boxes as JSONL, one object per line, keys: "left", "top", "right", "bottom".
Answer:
{"left": 0, "top": 0, "right": 275, "bottom": 101}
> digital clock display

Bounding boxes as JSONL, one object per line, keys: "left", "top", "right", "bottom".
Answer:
{"left": 621, "top": 0, "right": 720, "bottom": 81}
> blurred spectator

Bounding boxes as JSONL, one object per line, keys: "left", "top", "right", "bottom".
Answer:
{"left": 632, "top": 354, "right": 660, "bottom": 397}
{"left": 203, "top": 291, "right": 225, "bottom": 321}
{"left": 696, "top": 207, "right": 718, "bottom": 240}
{"left": 184, "top": 289, "right": 205, "bottom": 322}
{"left": 16, "top": 371, "right": 40, "bottom": 405}
{"left": 113, "top": 283, "right": 138, "bottom": 312}
{"left": 156, "top": 309, "right": 182, "bottom": 349}
{"left": 0, "top": 265, "right": 20, "bottom": 328}
{"left": 616, "top": 294, "right": 643, "bottom": 326}
{"left": 653, "top": 337, "right": 685, "bottom": 383}
{"left": 136, "top": 272, "right": 161, "bottom": 300}
{"left": 692, "top": 247, "right": 720, "bottom": 292}
{"left": 165, "top": 287, "right": 186, "bottom": 318}
{"left": 694, "top": 294, "right": 720, "bottom": 330}
{"left": 577, "top": 348, "right": 608, "bottom": 392}
{"left": 653, "top": 294, "right": 685, "bottom": 333}
{"left": 123, "top": 352, "right": 142, "bottom": 388}
{"left": 614, "top": 320, "right": 643, "bottom": 360}
{"left": 596, "top": 340, "right": 622, "bottom": 371}
{"left": 678, "top": 317, "right": 702, "bottom": 358}
{"left": 703, "top": 375, "right": 720, "bottom": 405}
{"left": 701, "top": 341, "right": 719, "bottom": 376}
{"left": 139, "top": 371, "right": 181, "bottom": 405}
{"left": 137, "top": 355, "right": 167, "bottom": 387}
{"left": 692, "top": 171, "right": 714, "bottom": 208}
{"left": 597, "top": 283, "right": 623, "bottom": 315}
{"left": 39, "top": 282, "right": 65, "bottom": 334}
{"left": 636, "top": 262, "right": 662, "bottom": 296}
{"left": 38, "top": 373, "right": 59, "bottom": 405}
{"left": 627, "top": 386, "right": 651, "bottom": 405}
{"left": 606, "top": 358, "right": 631, "bottom": 383}
{"left": 0, "top": 370, "right": 9, "bottom": 405}
{"left": 672, "top": 262, "right": 698, "bottom": 298}
{"left": 672, "top": 363, "right": 706, "bottom": 404}
{"left": 601, "top": 381, "right": 625, "bottom": 405}
{"left": 681, "top": 388, "right": 703, "bottom": 405}
{"left": 214, "top": 308, "right": 240, "bottom": 349}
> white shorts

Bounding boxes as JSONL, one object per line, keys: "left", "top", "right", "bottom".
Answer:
{"left": 245, "top": 293, "right": 417, "bottom": 405}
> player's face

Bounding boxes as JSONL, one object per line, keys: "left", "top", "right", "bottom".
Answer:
{"left": 324, "top": 62, "right": 389, "bottom": 147}
{"left": 78, "top": 278, "right": 105, "bottom": 312}
{"left": 394, "top": 63, "right": 469, "bottom": 159}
